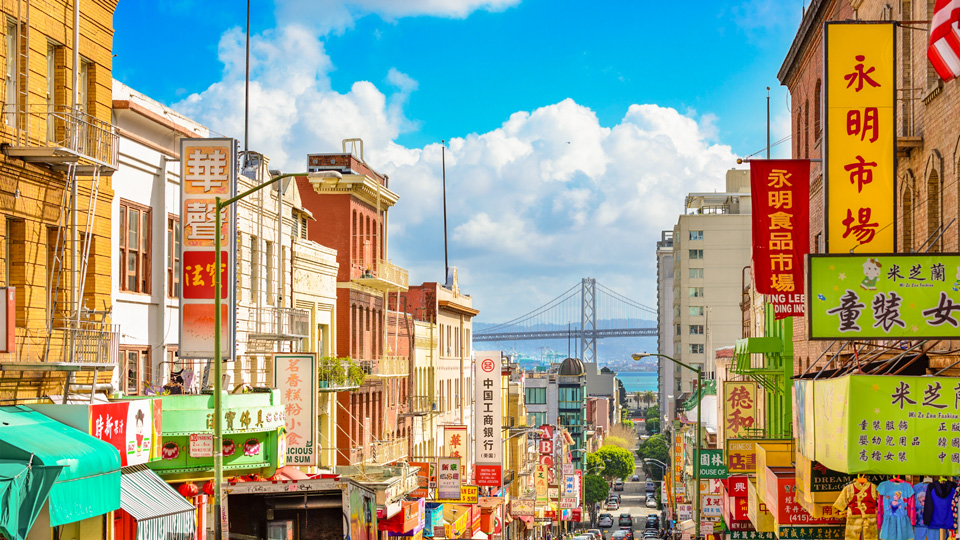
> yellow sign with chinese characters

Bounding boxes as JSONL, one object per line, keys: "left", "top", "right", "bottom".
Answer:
{"left": 825, "top": 22, "right": 896, "bottom": 253}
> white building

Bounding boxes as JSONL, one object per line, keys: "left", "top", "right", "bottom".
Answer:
{"left": 656, "top": 230, "right": 676, "bottom": 424}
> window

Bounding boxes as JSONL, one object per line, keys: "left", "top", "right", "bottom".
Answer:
{"left": 814, "top": 232, "right": 823, "bottom": 254}
{"left": 676, "top": 324, "right": 681, "bottom": 335}
{"left": 928, "top": 169, "right": 941, "bottom": 252}
{"left": 121, "top": 347, "right": 150, "bottom": 396}
{"left": 927, "top": 0, "right": 941, "bottom": 90}
{"left": 803, "top": 100, "right": 809, "bottom": 157}
{"left": 529, "top": 412, "right": 547, "bottom": 427}
{"left": 300, "top": 215, "right": 308, "bottom": 239}
{"left": 688, "top": 231, "right": 703, "bottom": 241}
{"left": 250, "top": 235, "right": 259, "bottom": 300}
{"left": 901, "top": 1, "right": 914, "bottom": 134}
{"left": 119, "top": 200, "right": 151, "bottom": 293}
{"left": 689, "top": 306, "right": 704, "bottom": 317}
{"left": 814, "top": 79, "right": 822, "bottom": 137}
{"left": 45, "top": 43, "right": 54, "bottom": 141}
{"left": 689, "top": 287, "right": 704, "bottom": 298}
{"left": 266, "top": 240, "right": 275, "bottom": 304}
{"left": 689, "top": 325, "right": 704, "bottom": 335}
{"left": 291, "top": 209, "right": 298, "bottom": 239}
{"left": 525, "top": 387, "right": 547, "bottom": 405}
{"left": 558, "top": 386, "right": 582, "bottom": 407}
{"left": 5, "top": 21, "right": 15, "bottom": 127}
{"left": 689, "top": 249, "right": 703, "bottom": 260}
{"left": 167, "top": 215, "right": 180, "bottom": 298}
{"left": 689, "top": 344, "right": 704, "bottom": 354}
{"left": 902, "top": 181, "right": 914, "bottom": 251}
{"left": 79, "top": 59, "right": 92, "bottom": 116}
{"left": 689, "top": 268, "right": 703, "bottom": 279}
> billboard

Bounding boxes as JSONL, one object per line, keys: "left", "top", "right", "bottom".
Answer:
{"left": 474, "top": 351, "right": 502, "bottom": 486}
{"left": 274, "top": 353, "right": 317, "bottom": 465}
{"left": 179, "top": 138, "right": 237, "bottom": 358}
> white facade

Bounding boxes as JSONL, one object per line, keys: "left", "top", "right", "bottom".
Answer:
{"left": 656, "top": 230, "right": 676, "bottom": 424}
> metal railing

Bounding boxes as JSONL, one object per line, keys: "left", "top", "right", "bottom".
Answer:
{"left": 318, "top": 358, "right": 363, "bottom": 391}
{"left": 0, "top": 324, "right": 119, "bottom": 364}
{"left": 351, "top": 258, "right": 409, "bottom": 289}
{"left": 349, "top": 438, "right": 409, "bottom": 466}
{"left": 408, "top": 395, "right": 436, "bottom": 414}
{"left": 250, "top": 306, "right": 310, "bottom": 338}
{"left": 361, "top": 355, "right": 409, "bottom": 377}
{"left": 3, "top": 104, "right": 119, "bottom": 169}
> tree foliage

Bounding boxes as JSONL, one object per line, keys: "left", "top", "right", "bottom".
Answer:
{"left": 637, "top": 434, "right": 669, "bottom": 480}
{"left": 584, "top": 474, "right": 609, "bottom": 503}
{"left": 592, "top": 444, "right": 636, "bottom": 480}
{"left": 604, "top": 436, "right": 631, "bottom": 449}
{"left": 645, "top": 405, "right": 661, "bottom": 434}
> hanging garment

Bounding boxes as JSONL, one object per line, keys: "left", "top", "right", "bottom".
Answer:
{"left": 877, "top": 480, "right": 916, "bottom": 540}
{"left": 835, "top": 481, "right": 880, "bottom": 540}
{"left": 915, "top": 483, "right": 937, "bottom": 540}
{"left": 923, "top": 481, "right": 956, "bottom": 530}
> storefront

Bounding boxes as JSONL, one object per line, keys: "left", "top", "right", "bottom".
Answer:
{"left": 224, "top": 475, "right": 344, "bottom": 540}
{"left": 0, "top": 406, "right": 120, "bottom": 540}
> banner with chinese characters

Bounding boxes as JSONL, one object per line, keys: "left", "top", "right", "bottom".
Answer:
{"left": 698, "top": 449, "right": 728, "bottom": 479}
{"left": 673, "top": 433, "right": 684, "bottom": 498}
{"left": 534, "top": 464, "right": 549, "bottom": 502}
{"left": 825, "top": 22, "right": 896, "bottom": 253}
{"left": 442, "top": 425, "right": 468, "bottom": 459}
{"left": 274, "top": 354, "right": 317, "bottom": 466}
{"left": 437, "top": 457, "right": 462, "bottom": 500}
{"left": 474, "top": 351, "right": 502, "bottom": 487}
{"left": 750, "top": 159, "right": 810, "bottom": 318}
{"left": 179, "top": 138, "right": 237, "bottom": 358}
{"left": 724, "top": 381, "right": 758, "bottom": 441}
{"left": 801, "top": 375, "right": 960, "bottom": 475}
{"left": 702, "top": 494, "right": 723, "bottom": 517}
{"left": 808, "top": 254, "right": 960, "bottom": 339}
{"left": 763, "top": 470, "right": 845, "bottom": 527}
{"left": 726, "top": 439, "right": 758, "bottom": 474}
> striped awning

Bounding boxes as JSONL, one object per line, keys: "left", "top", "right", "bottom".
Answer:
{"left": 120, "top": 465, "right": 195, "bottom": 540}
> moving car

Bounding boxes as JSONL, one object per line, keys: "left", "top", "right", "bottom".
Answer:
{"left": 643, "top": 530, "right": 659, "bottom": 538}
{"left": 619, "top": 514, "right": 633, "bottom": 527}
{"left": 646, "top": 498, "right": 659, "bottom": 509}
{"left": 587, "top": 529, "right": 604, "bottom": 540}
{"left": 609, "top": 493, "right": 621, "bottom": 503}
{"left": 606, "top": 500, "right": 620, "bottom": 510}
{"left": 598, "top": 514, "right": 615, "bottom": 528}
{"left": 645, "top": 516, "right": 660, "bottom": 530}
{"left": 619, "top": 528, "right": 634, "bottom": 540}
{"left": 611, "top": 531, "right": 630, "bottom": 540}
{"left": 614, "top": 479, "right": 625, "bottom": 491}
{"left": 645, "top": 481, "right": 656, "bottom": 493}
{"left": 631, "top": 474, "right": 641, "bottom": 481}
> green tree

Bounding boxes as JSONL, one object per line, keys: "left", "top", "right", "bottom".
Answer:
{"left": 646, "top": 417, "right": 660, "bottom": 434}
{"left": 593, "top": 444, "right": 635, "bottom": 480}
{"left": 644, "top": 405, "right": 659, "bottom": 422}
{"left": 584, "top": 474, "right": 608, "bottom": 524}
{"left": 636, "top": 434, "right": 669, "bottom": 480}
{"left": 604, "top": 436, "right": 630, "bottom": 449}
{"left": 585, "top": 451, "right": 604, "bottom": 473}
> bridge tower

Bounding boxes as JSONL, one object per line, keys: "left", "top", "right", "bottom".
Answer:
{"left": 580, "top": 277, "right": 597, "bottom": 363}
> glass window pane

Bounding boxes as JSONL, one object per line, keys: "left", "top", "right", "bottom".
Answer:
{"left": 127, "top": 252, "right": 137, "bottom": 290}
{"left": 126, "top": 351, "right": 139, "bottom": 394}
{"left": 128, "top": 209, "right": 139, "bottom": 248}
{"left": 142, "top": 211, "right": 149, "bottom": 252}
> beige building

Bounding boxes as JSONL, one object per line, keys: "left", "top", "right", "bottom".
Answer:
{"left": 669, "top": 169, "right": 752, "bottom": 393}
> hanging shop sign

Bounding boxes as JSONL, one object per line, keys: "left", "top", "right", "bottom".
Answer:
{"left": 747, "top": 479, "right": 775, "bottom": 533}
{"left": 434, "top": 485, "right": 478, "bottom": 504}
{"left": 698, "top": 449, "right": 729, "bottom": 479}
{"left": 730, "top": 533, "right": 776, "bottom": 540}
{"left": 510, "top": 500, "right": 535, "bottom": 517}
{"left": 807, "top": 254, "right": 960, "bottom": 340}
{"left": 724, "top": 381, "right": 758, "bottom": 442}
{"left": 673, "top": 433, "right": 684, "bottom": 492}
{"left": 559, "top": 497, "right": 577, "bottom": 509}
{"left": 749, "top": 159, "right": 810, "bottom": 318}
{"left": 824, "top": 22, "right": 896, "bottom": 253}
{"left": 474, "top": 351, "right": 502, "bottom": 487}
{"left": 443, "top": 425, "right": 468, "bottom": 459}
{"left": 437, "top": 458, "right": 462, "bottom": 500}
{"left": 677, "top": 504, "right": 693, "bottom": 521}
{"left": 410, "top": 461, "right": 435, "bottom": 498}
{"left": 799, "top": 374, "right": 960, "bottom": 474}
{"left": 777, "top": 527, "right": 845, "bottom": 539}
{"left": 763, "top": 471, "right": 845, "bottom": 527}
{"left": 179, "top": 137, "right": 238, "bottom": 359}
{"left": 273, "top": 353, "right": 317, "bottom": 466}
{"left": 702, "top": 494, "right": 723, "bottom": 517}
{"left": 563, "top": 474, "right": 576, "bottom": 496}
{"left": 534, "top": 464, "right": 549, "bottom": 502}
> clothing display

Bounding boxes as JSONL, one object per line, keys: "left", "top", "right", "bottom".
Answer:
{"left": 835, "top": 481, "right": 880, "bottom": 540}
{"left": 914, "top": 483, "right": 938, "bottom": 540}
{"left": 923, "top": 481, "right": 957, "bottom": 531}
{"left": 877, "top": 480, "right": 916, "bottom": 540}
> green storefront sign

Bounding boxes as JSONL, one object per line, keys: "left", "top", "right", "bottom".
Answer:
{"left": 698, "top": 449, "right": 728, "bottom": 479}
{"left": 730, "top": 532, "right": 776, "bottom": 540}
{"left": 796, "top": 375, "right": 960, "bottom": 475}
{"left": 807, "top": 254, "right": 960, "bottom": 339}
{"left": 777, "top": 526, "right": 844, "bottom": 539}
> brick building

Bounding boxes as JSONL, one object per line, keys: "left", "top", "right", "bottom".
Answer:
{"left": 778, "top": 0, "right": 960, "bottom": 373}
{"left": 296, "top": 145, "right": 411, "bottom": 466}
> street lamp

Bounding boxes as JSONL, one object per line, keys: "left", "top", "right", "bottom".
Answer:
{"left": 632, "top": 352, "right": 702, "bottom": 540}
{"left": 213, "top": 169, "right": 341, "bottom": 540}
{"left": 643, "top": 458, "right": 667, "bottom": 477}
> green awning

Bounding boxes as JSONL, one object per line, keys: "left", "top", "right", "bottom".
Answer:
{"left": 0, "top": 459, "right": 62, "bottom": 540}
{"left": 0, "top": 406, "right": 120, "bottom": 526}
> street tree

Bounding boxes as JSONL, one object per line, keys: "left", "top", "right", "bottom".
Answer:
{"left": 593, "top": 444, "right": 635, "bottom": 479}
{"left": 636, "top": 434, "right": 669, "bottom": 480}
{"left": 584, "top": 474, "right": 608, "bottom": 524}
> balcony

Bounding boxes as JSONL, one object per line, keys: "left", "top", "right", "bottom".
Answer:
{"left": 402, "top": 395, "right": 437, "bottom": 416}
{"left": 351, "top": 259, "right": 409, "bottom": 292}
{"left": 349, "top": 437, "right": 409, "bottom": 466}
{"left": 361, "top": 355, "right": 409, "bottom": 379}
{"left": 3, "top": 105, "right": 119, "bottom": 174}
{"left": 0, "top": 324, "right": 120, "bottom": 369}
{"left": 248, "top": 306, "right": 310, "bottom": 341}
{"left": 318, "top": 358, "right": 365, "bottom": 392}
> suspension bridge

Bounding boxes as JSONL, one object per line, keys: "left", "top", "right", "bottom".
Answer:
{"left": 473, "top": 278, "right": 657, "bottom": 363}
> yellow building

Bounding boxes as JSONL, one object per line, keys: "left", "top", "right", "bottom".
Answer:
{"left": 0, "top": 0, "right": 120, "bottom": 402}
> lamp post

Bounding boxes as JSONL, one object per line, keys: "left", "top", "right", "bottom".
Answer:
{"left": 632, "top": 353, "right": 702, "bottom": 540}
{"left": 212, "top": 169, "right": 341, "bottom": 540}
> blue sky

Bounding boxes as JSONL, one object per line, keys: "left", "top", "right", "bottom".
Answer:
{"left": 113, "top": 0, "right": 802, "bottom": 327}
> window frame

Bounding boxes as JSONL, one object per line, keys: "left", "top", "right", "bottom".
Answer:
{"left": 167, "top": 214, "right": 180, "bottom": 298}
{"left": 688, "top": 287, "right": 704, "bottom": 298}
{"left": 120, "top": 346, "right": 150, "bottom": 396}
{"left": 119, "top": 199, "right": 152, "bottom": 294}
{"left": 689, "top": 324, "right": 704, "bottom": 335}
{"left": 689, "top": 268, "right": 704, "bottom": 279}
{"left": 688, "top": 230, "right": 703, "bottom": 241}
{"left": 689, "top": 249, "right": 703, "bottom": 260}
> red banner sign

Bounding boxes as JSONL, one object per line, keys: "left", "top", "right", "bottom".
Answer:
{"left": 750, "top": 159, "right": 811, "bottom": 319}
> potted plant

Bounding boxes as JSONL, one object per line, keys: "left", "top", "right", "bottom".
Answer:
{"left": 347, "top": 357, "right": 366, "bottom": 387}
{"left": 318, "top": 357, "right": 331, "bottom": 389}
{"left": 330, "top": 358, "right": 347, "bottom": 387}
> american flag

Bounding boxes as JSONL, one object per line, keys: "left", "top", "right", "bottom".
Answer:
{"left": 929, "top": 0, "right": 960, "bottom": 81}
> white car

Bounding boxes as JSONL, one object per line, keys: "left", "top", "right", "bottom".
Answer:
{"left": 646, "top": 498, "right": 658, "bottom": 509}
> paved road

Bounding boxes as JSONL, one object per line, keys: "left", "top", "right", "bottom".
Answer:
{"left": 595, "top": 458, "right": 662, "bottom": 537}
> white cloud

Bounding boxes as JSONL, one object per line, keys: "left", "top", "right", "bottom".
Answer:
{"left": 171, "top": 12, "right": 742, "bottom": 322}
{"left": 275, "top": 0, "right": 520, "bottom": 34}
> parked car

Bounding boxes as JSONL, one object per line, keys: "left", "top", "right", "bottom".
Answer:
{"left": 619, "top": 514, "right": 633, "bottom": 527}
{"left": 608, "top": 493, "right": 621, "bottom": 503}
{"left": 611, "top": 531, "right": 630, "bottom": 540}
{"left": 645, "top": 481, "right": 656, "bottom": 493}
{"left": 587, "top": 529, "right": 604, "bottom": 540}
{"left": 631, "top": 474, "right": 641, "bottom": 481}
{"left": 645, "top": 516, "right": 660, "bottom": 529}
{"left": 643, "top": 530, "right": 659, "bottom": 538}
{"left": 614, "top": 479, "right": 625, "bottom": 491}
{"left": 606, "top": 500, "right": 620, "bottom": 510}
{"left": 599, "top": 514, "right": 615, "bottom": 528}
{"left": 646, "top": 498, "right": 659, "bottom": 509}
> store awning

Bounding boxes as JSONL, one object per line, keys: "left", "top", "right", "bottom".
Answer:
{"left": 0, "top": 459, "right": 62, "bottom": 540}
{"left": 119, "top": 465, "right": 196, "bottom": 540}
{"left": 0, "top": 406, "right": 120, "bottom": 527}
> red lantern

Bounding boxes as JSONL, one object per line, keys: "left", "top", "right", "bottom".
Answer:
{"left": 178, "top": 482, "right": 199, "bottom": 497}
{"left": 202, "top": 480, "right": 215, "bottom": 496}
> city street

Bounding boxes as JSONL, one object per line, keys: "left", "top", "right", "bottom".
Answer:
{"left": 594, "top": 458, "right": 661, "bottom": 537}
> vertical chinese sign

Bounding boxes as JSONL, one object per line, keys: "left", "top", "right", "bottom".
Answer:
{"left": 673, "top": 434, "right": 684, "bottom": 500}
{"left": 443, "top": 425, "right": 468, "bottom": 459}
{"left": 825, "top": 22, "right": 896, "bottom": 253}
{"left": 474, "top": 351, "right": 502, "bottom": 487}
{"left": 179, "top": 138, "right": 237, "bottom": 358}
{"left": 750, "top": 160, "right": 810, "bottom": 319}
{"left": 274, "top": 353, "right": 317, "bottom": 466}
{"left": 723, "top": 381, "right": 757, "bottom": 441}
